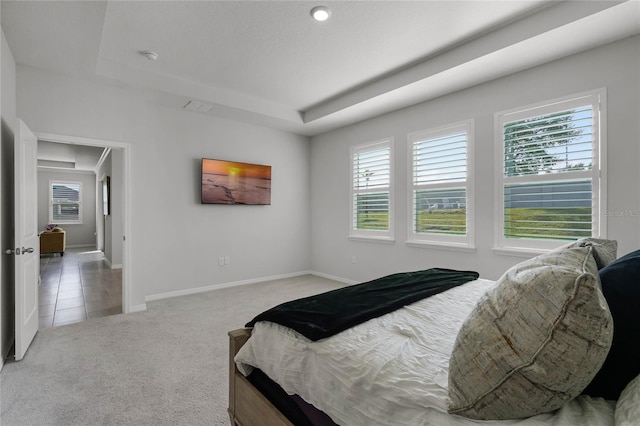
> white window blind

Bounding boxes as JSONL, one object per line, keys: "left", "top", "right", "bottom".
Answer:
{"left": 496, "top": 90, "right": 604, "bottom": 251}
{"left": 350, "top": 139, "right": 393, "bottom": 240}
{"left": 408, "top": 121, "right": 474, "bottom": 247}
{"left": 50, "top": 181, "right": 82, "bottom": 224}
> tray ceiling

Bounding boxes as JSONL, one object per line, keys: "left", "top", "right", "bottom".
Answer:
{"left": 2, "top": 1, "right": 639, "bottom": 136}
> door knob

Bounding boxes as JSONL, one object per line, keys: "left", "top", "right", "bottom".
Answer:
{"left": 4, "top": 248, "right": 17, "bottom": 255}
{"left": 21, "top": 247, "right": 34, "bottom": 255}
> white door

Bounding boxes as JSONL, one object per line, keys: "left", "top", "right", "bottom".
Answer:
{"left": 14, "top": 119, "right": 39, "bottom": 361}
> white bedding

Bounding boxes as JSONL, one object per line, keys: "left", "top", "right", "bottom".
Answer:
{"left": 235, "top": 278, "right": 615, "bottom": 426}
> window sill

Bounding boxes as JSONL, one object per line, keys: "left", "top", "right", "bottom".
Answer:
{"left": 348, "top": 236, "right": 395, "bottom": 244}
{"left": 492, "top": 247, "right": 549, "bottom": 258}
{"left": 406, "top": 240, "right": 476, "bottom": 253}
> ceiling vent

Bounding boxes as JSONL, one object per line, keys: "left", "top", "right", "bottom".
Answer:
{"left": 38, "top": 160, "right": 75, "bottom": 169}
{"left": 183, "top": 100, "right": 214, "bottom": 113}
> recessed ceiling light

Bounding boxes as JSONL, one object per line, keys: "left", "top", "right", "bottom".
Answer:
{"left": 140, "top": 50, "right": 159, "bottom": 61}
{"left": 310, "top": 6, "right": 331, "bottom": 22}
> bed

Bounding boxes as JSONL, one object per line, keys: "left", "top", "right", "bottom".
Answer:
{"left": 229, "top": 240, "right": 640, "bottom": 426}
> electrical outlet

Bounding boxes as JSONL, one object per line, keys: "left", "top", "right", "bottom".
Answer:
{"left": 224, "top": 256, "right": 230, "bottom": 265}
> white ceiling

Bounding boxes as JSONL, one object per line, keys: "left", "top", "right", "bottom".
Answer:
{"left": 2, "top": 0, "right": 639, "bottom": 139}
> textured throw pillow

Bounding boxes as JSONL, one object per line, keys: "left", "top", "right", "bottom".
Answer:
{"left": 448, "top": 246, "right": 613, "bottom": 420}
{"left": 561, "top": 238, "right": 618, "bottom": 269}
{"left": 583, "top": 249, "right": 640, "bottom": 400}
{"left": 615, "top": 373, "right": 640, "bottom": 426}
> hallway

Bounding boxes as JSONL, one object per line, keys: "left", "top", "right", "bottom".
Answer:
{"left": 38, "top": 248, "right": 122, "bottom": 328}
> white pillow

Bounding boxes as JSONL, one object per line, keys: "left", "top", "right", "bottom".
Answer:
{"left": 615, "top": 373, "right": 640, "bottom": 426}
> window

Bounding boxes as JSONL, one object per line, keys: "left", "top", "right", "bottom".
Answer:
{"left": 350, "top": 139, "right": 393, "bottom": 241}
{"left": 49, "top": 181, "right": 82, "bottom": 224}
{"left": 495, "top": 89, "right": 605, "bottom": 251}
{"left": 408, "top": 121, "right": 474, "bottom": 248}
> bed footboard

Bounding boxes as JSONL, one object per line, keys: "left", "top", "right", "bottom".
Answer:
{"left": 228, "top": 329, "right": 293, "bottom": 426}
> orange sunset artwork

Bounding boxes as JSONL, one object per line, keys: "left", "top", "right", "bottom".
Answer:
{"left": 201, "top": 158, "right": 271, "bottom": 205}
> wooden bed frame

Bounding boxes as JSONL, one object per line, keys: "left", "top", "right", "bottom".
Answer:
{"left": 228, "top": 329, "right": 293, "bottom": 426}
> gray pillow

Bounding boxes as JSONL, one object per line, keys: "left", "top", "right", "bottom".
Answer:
{"left": 560, "top": 238, "right": 618, "bottom": 269}
{"left": 448, "top": 246, "right": 613, "bottom": 420}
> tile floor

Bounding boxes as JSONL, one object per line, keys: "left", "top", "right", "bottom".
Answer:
{"left": 38, "top": 247, "right": 122, "bottom": 328}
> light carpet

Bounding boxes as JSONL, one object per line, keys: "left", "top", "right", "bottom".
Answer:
{"left": 0, "top": 274, "right": 344, "bottom": 426}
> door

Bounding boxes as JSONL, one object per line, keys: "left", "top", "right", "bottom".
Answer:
{"left": 14, "top": 119, "right": 39, "bottom": 361}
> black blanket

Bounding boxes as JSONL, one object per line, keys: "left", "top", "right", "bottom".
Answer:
{"left": 246, "top": 268, "right": 479, "bottom": 341}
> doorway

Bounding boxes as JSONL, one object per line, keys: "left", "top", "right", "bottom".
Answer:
{"left": 38, "top": 248, "right": 122, "bottom": 327}
{"left": 34, "top": 132, "right": 131, "bottom": 321}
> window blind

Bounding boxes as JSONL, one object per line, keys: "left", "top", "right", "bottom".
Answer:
{"left": 504, "top": 180, "right": 592, "bottom": 240}
{"left": 498, "top": 92, "right": 601, "bottom": 247}
{"left": 504, "top": 106, "right": 593, "bottom": 177}
{"left": 411, "top": 129, "right": 468, "bottom": 237}
{"left": 352, "top": 143, "right": 391, "bottom": 233}
{"left": 51, "top": 182, "right": 81, "bottom": 223}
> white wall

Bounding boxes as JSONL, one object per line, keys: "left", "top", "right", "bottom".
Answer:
{"left": 110, "top": 148, "right": 123, "bottom": 267}
{"left": 95, "top": 152, "right": 109, "bottom": 252}
{"left": 37, "top": 169, "right": 97, "bottom": 247}
{"left": 96, "top": 152, "right": 112, "bottom": 260}
{"left": 96, "top": 149, "right": 124, "bottom": 268}
{"left": 16, "top": 65, "right": 311, "bottom": 309}
{"left": 0, "top": 23, "right": 16, "bottom": 366}
{"left": 310, "top": 36, "right": 640, "bottom": 283}
{"left": 11, "top": 31, "right": 639, "bottom": 316}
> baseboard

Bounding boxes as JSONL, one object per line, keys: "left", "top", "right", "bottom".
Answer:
{"left": 128, "top": 303, "right": 147, "bottom": 313}
{"left": 101, "top": 256, "right": 122, "bottom": 270}
{"left": 65, "top": 244, "right": 97, "bottom": 249}
{"left": 129, "top": 271, "right": 356, "bottom": 313}
{"left": 310, "top": 271, "right": 359, "bottom": 285}
{"left": 144, "top": 271, "right": 314, "bottom": 303}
